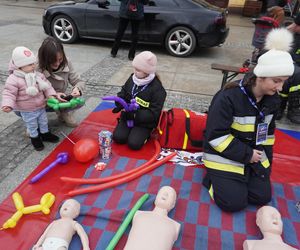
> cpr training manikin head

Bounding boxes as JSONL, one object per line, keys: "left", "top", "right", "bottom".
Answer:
{"left": 154, "top": 186, "right": 177, "bottom": 212}
{"left": 59, "top": 199, "right": 81, "bottom": 219}
{"left": 256, "top": 206, "right": 283, "bottom": 235}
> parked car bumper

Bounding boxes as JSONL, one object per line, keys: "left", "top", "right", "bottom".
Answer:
{"left": 197, "top": 27, "right": 229, "bottom": 47}
{"left": 42, "top": 12, "right": 52, "bottom": 35}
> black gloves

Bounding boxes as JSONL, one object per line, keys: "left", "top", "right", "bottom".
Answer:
{"left": 112, "top": 106, "right": 122, "bottom": 113}
{"left": 125, "top": 111, "right": 135, "bottom": 120}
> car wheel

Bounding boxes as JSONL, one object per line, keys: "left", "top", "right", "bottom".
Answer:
{"left": 165, "top": 26, "right": 196, "bottom": 57}
{"left": 51, "top": 15, "right": 78, "bottom": 44}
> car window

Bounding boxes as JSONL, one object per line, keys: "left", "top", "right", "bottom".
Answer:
{"left": 108, "top": 0, "right": 120, "bottom": 6}
{"left": 149, "top": 0, "right": 179, "bottom": 7}
{"left": 90, "top": 0, "right": 120, "bottom": 6}
{"left": 192, "top": 0, "right": 224, "bottom": 10}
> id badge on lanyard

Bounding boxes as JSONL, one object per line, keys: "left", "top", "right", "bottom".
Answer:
{"left": 256, "top": 122, "right": 268, "bottom": 145}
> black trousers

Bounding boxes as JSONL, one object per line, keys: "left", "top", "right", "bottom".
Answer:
{"left": 111, "top": 17, "right": 140, "bottom": 57}
{"left": 113, "top": 118, "right": 152, "bottom": 150}
{"left": 203, "top": 167, "right": 271, "bottom": 212}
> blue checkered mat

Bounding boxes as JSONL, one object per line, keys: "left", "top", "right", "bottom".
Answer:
{"left": 64, "top": 155, "right": 300, "bottom": 250}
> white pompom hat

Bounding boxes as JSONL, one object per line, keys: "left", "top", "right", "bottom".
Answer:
{"left": 12, "top": 46, "right": 36, "bottom": 68}
{"left": 253, "top": 28, "right": 294, "bottom": 77}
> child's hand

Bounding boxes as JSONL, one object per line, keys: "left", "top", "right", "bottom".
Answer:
{"left": 56, "top": 92, "right": 67, "bottom": 102}
{"left": 71, "top": 87, "right": 81, "bottom": 97}
{"left": 1, "top": 106, "right": 12, "bottom": 113}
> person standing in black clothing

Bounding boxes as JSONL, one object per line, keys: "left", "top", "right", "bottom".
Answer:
{"left": 112, "top": 51, "right": 166, "bottom": 150}
{"left": 202, "top": 28, "right": 294, "bottom": 212}
{"left": 111, "top": 0, "right": 148, "bottom": 60}
{"left": 276, "top": 14, "right": 300, "bottom": 124}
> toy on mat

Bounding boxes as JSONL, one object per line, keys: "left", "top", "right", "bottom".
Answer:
{"left": 73, "top": 138, "right": 99, "bottom": 163}
{"left": 61, "top": 139, "right": 161, "bottom": 185}
{"left": 243, "top": 206, "right": 297, "bottom": 250}
{"left": 1, "top": 192, "right": 55, "bottom": 230}
{"left": 106, "top": 193, "right": 149, "bottom": 250}
{"left": 32, "top": 199, "right": 90, "bottom": 250}
{"left": 60, "top": 140, "right": 176, "bottom": 196}
{"left": 102, "top": 96, "right": 139, "bottom": 128}
{"left": 30, "top": 152, "right": 69, "bottom": 184}
{"left": 67, "top": 150, "right": 176, "bottom": 196}
{"left": 124, "top": 186, "right": 181, "bottom": 250}
{"left": 47, "top": 97, "right": 85, "bottom": 111}
{"left": 94, "top": 162, "right": 106, "bottom": 171}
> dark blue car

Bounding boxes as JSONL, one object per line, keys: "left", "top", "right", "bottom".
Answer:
{"left": 43, "top": 0, "right": 229, "bottom": 57}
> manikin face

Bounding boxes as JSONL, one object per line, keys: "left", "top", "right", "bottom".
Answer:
{"left": 59, "top": 199, "right": 80, "bottom": 219}
{"left": 51, "top": 52, "right": 63, "bottom": 70}
{"left": 20, "top": 63, "right": 36, "bottom": 73}
{"left": 256, "top": 76, "right": 288, "bottom": 96}
{"left": 154, "top": 186, "right": 177, "bottom": 212}
{"left": 256, "top": 206, "right": 283, "bottom": 235}
{"left": 134, "top": 68, "right": 148, "bottom": 79}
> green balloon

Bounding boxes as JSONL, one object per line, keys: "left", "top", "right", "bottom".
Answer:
{"left": 105, "top": 193, "right": 150, "bottom": 250}
{"left": 47, "top": 97, "right": 85, "bottom": 110}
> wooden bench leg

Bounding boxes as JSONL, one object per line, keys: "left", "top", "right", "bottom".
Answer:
{"left": 221, "top": 71, "right": 229, "bottom": 88}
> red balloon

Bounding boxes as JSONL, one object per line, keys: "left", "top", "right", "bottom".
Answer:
{"left": 73, "top": 138, "right": 99, "bottom": 163}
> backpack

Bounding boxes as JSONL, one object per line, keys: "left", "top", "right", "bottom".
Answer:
{"left": 157, "top": 108, "right": 207, "bottom": 151}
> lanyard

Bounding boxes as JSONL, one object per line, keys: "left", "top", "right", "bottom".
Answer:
{"left": 239, "top": 79, "right": 265, "bottom": 121}
{"left": 131, "top": 83, "right": 148, "bottom": 98}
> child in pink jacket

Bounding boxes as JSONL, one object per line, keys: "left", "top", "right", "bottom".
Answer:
{"left": 1, "top": 46, "right": 59, "bottom": 151}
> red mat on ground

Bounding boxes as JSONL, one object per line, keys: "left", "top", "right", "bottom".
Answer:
{"left": 0, "top": 102, "right": 299, "bottom": 249}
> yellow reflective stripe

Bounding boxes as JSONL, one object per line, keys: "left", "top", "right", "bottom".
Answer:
{"left": 231, "top": 122, "right": 255, "bottom": 132}
{"left": 203, "top": 160, "right": 244, "bottom": 175}
{"left": 213, "top": 134, "right": 234, "bottom": 153}
{"left": 261, "top": 158, "right": 270, "bottom": 168}
{"left": 135, "top": 97, "right": 149, "bottom": 108}
{"left": 261, "top": 137, "right": 275, "bottom": 145}
{"left": 208, "top": 185, "right": 214, "bottom": 200}
{"left": 289, "top": 85, "right": 300, "bottom": 93}
{"left": 182, "top": 109, "right": 190, "bottom": 150}
{"left": 279, "top": 93, "right": 288, "bottom": 98}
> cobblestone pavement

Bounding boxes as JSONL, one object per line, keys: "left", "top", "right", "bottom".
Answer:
{"left": 0, "top": 55, "right": 212, "bottom": 184}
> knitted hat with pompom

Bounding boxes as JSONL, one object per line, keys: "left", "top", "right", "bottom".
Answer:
{"left": 254, "top": 28, "right": 294, "bottom": 77}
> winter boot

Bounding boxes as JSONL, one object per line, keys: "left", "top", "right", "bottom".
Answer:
{"left": 40, "top": 132, "right": 60, "bottom": 143}
{"left": 30, "top": 136, "right": 44, "bottom": 151}
{"left": 287, "top": 91, "right": 300, "bottom": 124}
{"left": 60, "top": 111, "right": 78, "bottom": 127}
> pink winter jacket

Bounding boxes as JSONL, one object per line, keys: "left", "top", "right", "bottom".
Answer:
{"left": 1, "top": 72, "right": 56, "bottom": 112}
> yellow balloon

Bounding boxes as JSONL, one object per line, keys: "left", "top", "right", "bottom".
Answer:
{"left": 1, "top": 192, "right": 56, "bottom": 230}
{"left": 40, "top": 193, "right": 55, "bottom": 214}
{"left": 2, "top": 211, "right": 23, "bottom": 229}
{"left": 23, "top": 205, "right": 42, "bottom": 214}
{"left": 12, "top": 193, "right": 24, "bottom": 210}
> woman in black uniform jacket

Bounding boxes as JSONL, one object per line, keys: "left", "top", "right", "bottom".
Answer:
{"left": 202, "top": 28, "right": 295, "bottom": 212}
{"left": 112, "top": 51, "right": 166, "bottom": 150}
